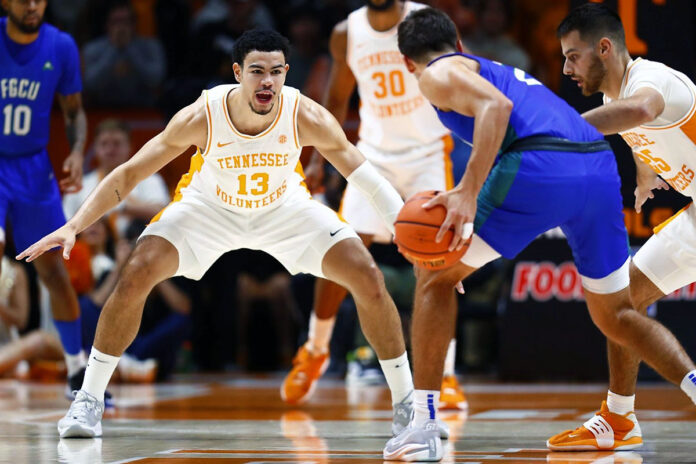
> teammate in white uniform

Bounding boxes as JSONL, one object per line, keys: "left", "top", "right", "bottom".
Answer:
{"left": 282, "top": 0, "right": 467, "bottom": 411}
{"left": 18, "top": 30, "right": 419, "bottom": 439}
{"left": 551, "top": 3, "right": 696, "bottom": 451}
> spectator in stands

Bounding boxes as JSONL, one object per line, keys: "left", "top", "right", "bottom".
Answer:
{"left": 464, "top": 0, "right": 531, "bottom": 71}
{"left": 82, "top": 0, "right": 166, "bottom": 108}
{"left": 188, "top": 0, "right": 274, "bottom": 79}
{"left": 430, "top": 0, "right": 478, "bottom": 40}
{"left": 285, "top": 7, "right": 329, "bottom": 103}
{"left": 0, "top": 255, "right": 33, "bottom": 377}
{"left": 63, "top": 119, "right": 169, "bottom": 237}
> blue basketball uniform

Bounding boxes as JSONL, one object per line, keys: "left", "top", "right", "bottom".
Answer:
{"left": 429, "top": 53, "right": 628, "bottom": 279}
{"left": 0, "top": 18, "right": 81, "bottom": 251}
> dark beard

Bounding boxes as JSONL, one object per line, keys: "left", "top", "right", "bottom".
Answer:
{"left": 365, "top": 0, "right": 396, "bottom": 11}
{"left": 249, "top": 101, "right": 273, "bottom": 116}
{"left": 7, "top": 12, "right": 43, "bottom": 34}
{"left": 581, "top": 54, "right": 607, "bottom": 96}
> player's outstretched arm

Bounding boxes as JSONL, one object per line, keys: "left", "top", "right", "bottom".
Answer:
{"left": 304, "top": 20, "right": 356, "bottom": 192}
{"left": 582, "top": 87, "right": 668, "bottom": 212}
{"left": 17, "top": 96, "right": 208, "bottom": 263}
{"left": 298, "top": 95, "right": 403, "bottom": 232}
{"left": 582, "top": 87, "right": 665, "bottom": 135}
{"left": 419, "top": 60, "right": 512, "bottom": 250}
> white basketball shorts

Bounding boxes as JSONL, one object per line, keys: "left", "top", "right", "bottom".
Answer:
{"left": 141, "top": 185, "right": 358, "bottom": 280}
{"left": 633, "top": 202, "right": 696, "bottom": 294}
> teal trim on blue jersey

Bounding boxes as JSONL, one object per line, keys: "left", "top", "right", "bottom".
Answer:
{"left": 498, "top": 125, "right": 518, "bottom": 154}
{"left": 474, "top": 151, "right": 522, "bottom": 232}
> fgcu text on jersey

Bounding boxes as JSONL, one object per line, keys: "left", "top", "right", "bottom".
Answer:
{"left": 0, "top": 17, "right": 82, "bottom": 157}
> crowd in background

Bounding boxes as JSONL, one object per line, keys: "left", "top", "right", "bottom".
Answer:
{"left": 0, "top": 0, "right": 595, "bottom": 384}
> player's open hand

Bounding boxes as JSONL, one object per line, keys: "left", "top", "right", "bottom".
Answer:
{"left": 60, "top": 151, "right": 83, "bottom": 193}
{"left": 423, "top": 187, "right": 475, "bottom": 252}
{"left": 16, "top": 225, "right": 77, "bottom": 263}
{"left": 634, "top": 172, "right": 669, "bottom": 213}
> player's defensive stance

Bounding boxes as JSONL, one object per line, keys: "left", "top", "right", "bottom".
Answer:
{"left": 550, "top": 3, "right": 696, "bottom": 451}
{"left": 18, "top": 30, "right": 416, "bottom": 440}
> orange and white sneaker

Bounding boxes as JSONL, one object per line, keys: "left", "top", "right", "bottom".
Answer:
{"left": 281, "top": 343, "right": 330, "bottom": 405}
{"left": 439, "top": 375, "right": 468, "bottom": 410}
{"left": 547, "top": 401, "right": 642, "bottom": 451}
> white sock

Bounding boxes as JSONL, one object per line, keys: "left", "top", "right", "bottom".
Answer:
{"left": 443, "top": 339, "right": 456, "bottom": 377}
{"left": 64, "top": 350, "right": 86, "bottom": 377}
{"left": 413, "top": 389, "right": 439, "bottom": 426}
{"left": 307, "top": 313, "right": 335, "bottom": 354}
{"left": 680, "top": 370, "right": 696, "bottom": 404}
{"left": 82, "top": 347, "right": 120, "bottom": 402}
{"left": 379, "top": 352, "right": 414, "bottom": 405}
{"left": 607, "top": 390, "right": 635, "bottom": 415}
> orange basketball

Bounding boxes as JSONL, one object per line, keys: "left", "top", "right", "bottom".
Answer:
{"left": 394, "top": 190, "right": 472, "bottom": 270}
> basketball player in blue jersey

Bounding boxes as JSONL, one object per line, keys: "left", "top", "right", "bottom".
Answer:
{"left": 382, "top": 8, "right": 696, "bottom": 461}
{"left": 1, "top": 0, "right": 89, "bottom": 395}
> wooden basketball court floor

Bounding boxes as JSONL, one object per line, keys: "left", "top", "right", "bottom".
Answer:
{"left": 1, "top": 377, "right": 696, "bottom": 463}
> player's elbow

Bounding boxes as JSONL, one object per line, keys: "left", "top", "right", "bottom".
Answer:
{"left": 496, "top": 96, "right": 513, "bottom": 114}
{"left": 488, "top": 96, "right": 513, "bottom": 123}
{"left": 635, "top": 101, "right": 661, "bottom": 123}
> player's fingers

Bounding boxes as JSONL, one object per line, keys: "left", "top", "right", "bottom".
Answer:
{"left": 455, "top": 281, "right": 465, "bottom": 294}
{"left": 63, "top": 240, "right": 74, "bottom": 260}
{"left": 449, "top": 216, "right": 463, "bottom": 251}
{"left": 658, "top": 179, "right": 669, "bottom": 190}
{"left": 15, "top": 246, "right": 33, "bottom": 260}
{"left": 422, "top": 194, "right": 445, "bottom": 210}
{"left": 21, "top": 244, "right": 45, "bottom": 263}
{"left": 435, "top": 215, "right": 452, "bottom": 243}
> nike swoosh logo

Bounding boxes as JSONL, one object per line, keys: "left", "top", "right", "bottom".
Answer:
{"left": 91, "top": 357, "right": 109, "bottom": 364}
{"left": 217, "top": 141, "right": 235, "bottom": 148}
{"left": 330, "top": 227, "right": 346, "bottom": 237}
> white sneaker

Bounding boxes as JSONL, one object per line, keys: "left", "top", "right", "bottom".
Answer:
{"left": 384, "top": 420, "right": 443, "bottom": 462}
{"left": 392, "top": 392, "right": 450, "bottom": 439}
{"left": 58, "top": 390, "right": 104, "bottom": 438}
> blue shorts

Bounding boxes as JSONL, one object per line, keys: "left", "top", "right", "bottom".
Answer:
{"left": 0, "top": 150, "right": 66, "bottom": 252}
{"left": 474, "top": 148, "right": 629, "bottom": 279}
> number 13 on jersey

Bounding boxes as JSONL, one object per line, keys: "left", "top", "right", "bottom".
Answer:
{"left": 237, "top": 173, "right": 269, "bottom": 195}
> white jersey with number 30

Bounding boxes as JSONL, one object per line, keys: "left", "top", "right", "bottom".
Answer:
{"left": 346, "top": 1, "right": 448, "bottom": 154}
{"left": 188, "top": 84, "right": 305, "bottom": 213}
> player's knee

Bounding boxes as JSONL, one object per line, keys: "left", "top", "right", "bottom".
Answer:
{"left": 629, "top": 285, "right": 651, "bottom": 315}
{"left": 348, "top": 259, "right": 386, "bottom": 299}
{"left": 415, "top": 265, "right": 464, "bottom": 292}
{"left": 116, "top": 254, "right": 160, "bottom": 296}
{"left": 592, "top": 308, "right": 634, "bottom": 343}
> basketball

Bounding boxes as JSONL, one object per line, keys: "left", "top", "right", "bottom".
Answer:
{"left": 394, "top": 191, "right": 472, "bottom": 270}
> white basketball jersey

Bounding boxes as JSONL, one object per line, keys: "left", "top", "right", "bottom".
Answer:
{"left": 188, "top": 84, "right": 305, "bottom": 212}
{"left": 346, "top": 1, "right": 448, "bottom": 153}
{"left": 605, "top": 58, "right": 696, "bottom": 200}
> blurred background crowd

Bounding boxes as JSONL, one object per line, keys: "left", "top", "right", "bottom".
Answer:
{"left": 0, "top": 0, "right": 695, "bottom": 387}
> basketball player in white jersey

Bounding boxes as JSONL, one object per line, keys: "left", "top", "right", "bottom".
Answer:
{"left": 550, "top": 3, "right": 696, "bottom": 451}
{"left": 18, "top": 30, "right": 420, "bottom": 439}
{"left": 281, "top": 0, "right": 467, "bottom": 411}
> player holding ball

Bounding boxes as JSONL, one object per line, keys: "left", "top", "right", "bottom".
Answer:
{"left": 385, "top": 7, "right": 696, "bottom": 462}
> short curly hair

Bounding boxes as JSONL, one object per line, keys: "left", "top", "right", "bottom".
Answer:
{"left": 232, "top": 29, "right": 290, "bottom": 67}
